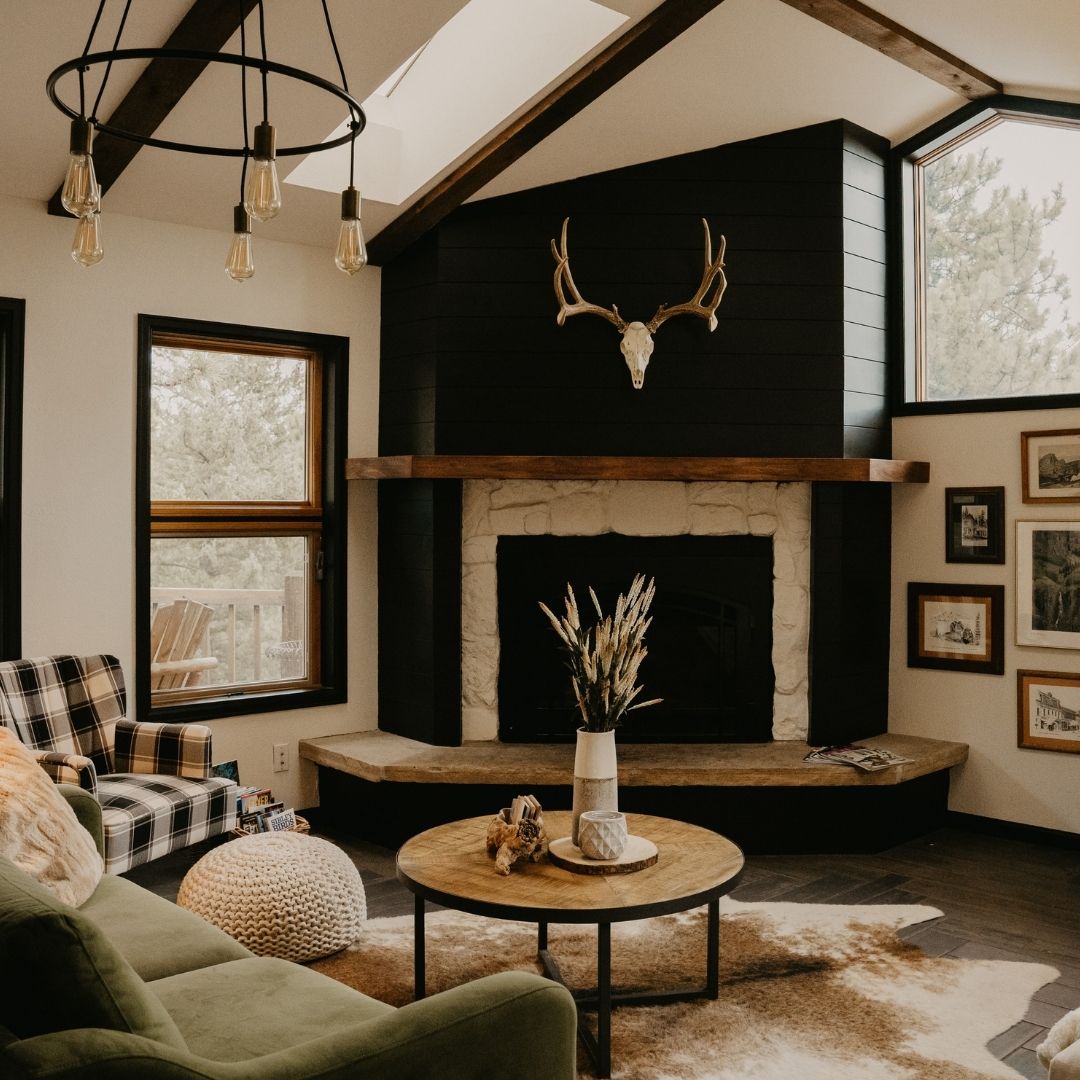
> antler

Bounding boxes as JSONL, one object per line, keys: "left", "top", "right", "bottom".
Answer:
{"left": 645, "top": 219, "right": 727, "bottom": 333}
{"left": 551, "top": 218, "right": 627, "bottom": 332}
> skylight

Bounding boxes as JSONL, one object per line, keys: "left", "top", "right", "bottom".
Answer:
{"left": 285, "top": 0, "right": 627, "bottom": 207}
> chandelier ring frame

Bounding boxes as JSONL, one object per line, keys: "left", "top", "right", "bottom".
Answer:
{"left": 47, "top": 48, "right": 366, "bottom": 158}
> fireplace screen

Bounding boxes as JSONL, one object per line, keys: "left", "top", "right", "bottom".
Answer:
{"left": 497, "top": 534, "right": 774, "bottom": 742}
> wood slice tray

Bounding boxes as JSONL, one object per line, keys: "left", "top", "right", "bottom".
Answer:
{"left": 548, "top": 834, "right": 658, "bottom": 875}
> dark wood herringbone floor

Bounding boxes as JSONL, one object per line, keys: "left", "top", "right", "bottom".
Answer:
{"left": 126, "top": 824, "right": 1080, "bottom": 1079}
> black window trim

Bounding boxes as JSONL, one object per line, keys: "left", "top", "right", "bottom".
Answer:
{"left": 135, "top": 313, "right": 348, "bottom": 723}
{"left": 890, "top": 94, "right": 1080, "bottom": 417}
{"left": 0, "top": 298, "right": 23, "bottom": 660}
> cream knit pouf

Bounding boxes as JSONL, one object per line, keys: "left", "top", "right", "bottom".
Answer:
{"left": 177, "top": 832, "right": 366, "bottom": 963}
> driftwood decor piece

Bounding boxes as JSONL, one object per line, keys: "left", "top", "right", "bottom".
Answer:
{"left": 551, "top": 217, "right": 727, "bottom": 389}
{"left": 485, "top": 795, "right": 548, "bottom": 875}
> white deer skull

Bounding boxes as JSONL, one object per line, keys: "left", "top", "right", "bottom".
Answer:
{"left": 551, "top": 217, "right": 727, "bottom": 390}
{"left": 619, "top": 322, "right": 654, "bottom": 389}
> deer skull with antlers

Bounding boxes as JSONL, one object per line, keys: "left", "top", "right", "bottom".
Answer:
{"left": 551, "top": 217, "right": 727, "bottom": 389}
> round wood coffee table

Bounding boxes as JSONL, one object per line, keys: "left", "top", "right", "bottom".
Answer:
{"left": 396, "top": 811, "right": 744, "bottom": 1079}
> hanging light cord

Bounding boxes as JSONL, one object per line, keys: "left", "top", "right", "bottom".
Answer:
{"left": 321, "top": 0, "right": 357, "bottom": 187}
{"left": 257, "top": 0, "right": 269, "bottom": 124}
{"left": 90, "top": 0, "right": 133, "bottom": 125}
{"left": 78, "top": 0, "right": 109, "bottom": 118}
{"left": 239, "top": 0, "right": 251, "bottom": 200}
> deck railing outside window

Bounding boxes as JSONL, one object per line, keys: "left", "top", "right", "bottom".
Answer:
{"left": 150, "top": 573, "right": 305, "bottom": 687}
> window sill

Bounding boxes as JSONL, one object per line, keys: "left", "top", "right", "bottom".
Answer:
{"left": 147, "top": 684, "right": 346, "bottom": 724}
{"left": 893, "top": 390, "right": 1080, "bottom": 418}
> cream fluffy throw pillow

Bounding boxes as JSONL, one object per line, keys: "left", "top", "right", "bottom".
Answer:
{"left": 0, "top": 726, "right": 103, "bottom": 906}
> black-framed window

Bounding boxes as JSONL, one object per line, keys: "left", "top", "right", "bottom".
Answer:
{"left": 0, "top": 299, "right": 23, "bottom": 660}
{"left": 892, "top": 96, "right": 1080, "bottom": 414}
{"left": 136, "top": 314, "right": 348, "bottom": 721}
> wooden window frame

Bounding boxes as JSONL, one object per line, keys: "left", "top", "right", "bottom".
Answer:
{"left": 0, "top": 298, "right": 23, "bottom": 660}
{"left": 136, "top": 315, "right": 348, "bottom": 722}
{"left": 891, "top": 95, "right": 1080, "bottom": 416}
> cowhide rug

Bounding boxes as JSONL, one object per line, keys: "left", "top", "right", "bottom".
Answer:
{"left": 310, "top": 899, "right": 1057, "bottom": 1079}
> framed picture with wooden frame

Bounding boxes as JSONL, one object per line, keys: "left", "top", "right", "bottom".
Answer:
{"left": 1016, "top": 521, "right": 1080, "bottom": 649}
{"left": 1021, "top": 429, "right": 1080, "bottom": 503}
{"left": 945, "top": 487, "right": 1005, "bottom": 564}
{"left": 907, "top": 582, "right": 1004, "bottom": 675}
{"left": 1017, "top": 669, "right": 1080, "bottom": 754}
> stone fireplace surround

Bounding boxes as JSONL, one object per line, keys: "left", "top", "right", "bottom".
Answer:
{"left": 460, "top": 479, "right": 811, "bottom": 744}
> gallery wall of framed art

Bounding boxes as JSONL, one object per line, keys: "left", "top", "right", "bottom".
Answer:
{"left": 890, "top": 408, "right": 1080, "bottom": 832}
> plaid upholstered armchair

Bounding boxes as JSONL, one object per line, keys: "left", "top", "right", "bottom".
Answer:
{"left": 0, "top": 654, "right": 236, "bottom": 873}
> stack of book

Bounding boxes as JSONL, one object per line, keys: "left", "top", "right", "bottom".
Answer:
{"left": 232, "top": 784, "right": 299, "bottom": 835}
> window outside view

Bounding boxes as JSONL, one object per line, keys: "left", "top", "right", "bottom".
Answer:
{"left": 150, "top": 344, "right": 315, "bottom": 696}
{"left": 920, "top": 118, "right": 1080, "bottom": 401}
{"left": 150, "top": 346, "right": 308, "bottom": 502}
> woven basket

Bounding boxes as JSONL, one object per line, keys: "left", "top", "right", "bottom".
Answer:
{"left": 178, "top": 831, "right": 366, "bottom": 963}
{"left": 231, "top": 814, "right": 310, "bottom": 840}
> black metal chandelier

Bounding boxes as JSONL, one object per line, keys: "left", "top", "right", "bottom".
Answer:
{"left": 46, "top": 0, "right": 369, "bottom": 279}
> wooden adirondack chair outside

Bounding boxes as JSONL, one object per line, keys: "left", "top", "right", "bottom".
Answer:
{"left": 149, "top": 599, "right": 219, "bottom": 690}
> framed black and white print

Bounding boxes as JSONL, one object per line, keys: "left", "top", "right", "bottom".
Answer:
{"left": 907, "top": 582, "right": 1004, "bottom": 674}
{"left": 1016, "top": 521, "right": 1080, "bottom": 648}
{"left": 1017, "top": 669, "right": 1080, "bottom": 754}
{"left": 1022, "top": 429, "right": 1080, "bottom": 503}
{"left": 945, "top": 487, "right": 1005, "bottom": 564}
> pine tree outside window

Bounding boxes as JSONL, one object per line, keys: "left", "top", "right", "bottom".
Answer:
{"left": 894, "top": 98, "right": 1080, "bottom": 411}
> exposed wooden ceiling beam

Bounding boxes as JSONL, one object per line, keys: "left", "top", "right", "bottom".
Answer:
{"left": 776, "top": 0, "right": 1002, "bottom": 99}
{"left": 48, "top": 0, "right": 258, "bottom": 217}
{"left": 367, "top": 0, "right": 731, "bottom": 267}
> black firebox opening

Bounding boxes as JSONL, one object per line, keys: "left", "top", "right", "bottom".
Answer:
{"left": 497, "top": 534, "right": 774, "bottom": 743}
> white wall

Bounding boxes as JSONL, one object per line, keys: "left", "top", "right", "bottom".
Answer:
{"left": 892, "top": 407, "right": 1080, "bottom": 834}
{"left": 0, "top": 193, "right": 380, "bottom": 809}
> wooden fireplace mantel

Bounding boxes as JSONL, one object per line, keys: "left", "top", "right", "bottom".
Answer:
{"left": 345, "top": 455, "right": 930, "bottom": 484}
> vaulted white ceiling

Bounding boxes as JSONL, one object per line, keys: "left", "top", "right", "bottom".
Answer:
{"left": 1, "top": 0, "right": 1077, "bottom": 250}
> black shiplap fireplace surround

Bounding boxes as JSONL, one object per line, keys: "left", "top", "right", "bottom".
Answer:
{"left": 376, "top": 119, "right": 897, "bottom": 749}
{"left": 498, "top": 534, "right": 774, "bottom": 743}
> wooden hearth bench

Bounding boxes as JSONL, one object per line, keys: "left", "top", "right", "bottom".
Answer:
{"left": 300, "top": 733, "right": 967, "bottom": 854}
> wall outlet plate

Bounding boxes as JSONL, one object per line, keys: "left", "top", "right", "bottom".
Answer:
{"left": 273, "top": 743, "right": 289, "bottom": 773}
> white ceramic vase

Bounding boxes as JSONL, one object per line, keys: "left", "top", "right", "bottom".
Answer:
{"left": 572, "top": 727, "right": 618, "bottom": 847}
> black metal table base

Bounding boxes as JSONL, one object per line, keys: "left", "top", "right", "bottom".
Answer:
{"left": 412, "top": 896, "right": 721, "bottom": 1080}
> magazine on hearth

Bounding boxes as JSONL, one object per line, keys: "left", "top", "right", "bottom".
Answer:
{"left": 803, "top": 744, "right": 913, "bottom": 772}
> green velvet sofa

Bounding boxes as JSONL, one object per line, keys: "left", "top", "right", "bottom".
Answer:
{"left": 0, "top": 786, "right": 577, "bottom": 1079}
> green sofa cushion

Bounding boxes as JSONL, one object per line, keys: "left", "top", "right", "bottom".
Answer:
{"left": 57, "top": 784, "right": 104, "bottom": 857}
{"left": 81, "top": 873, "right": 252, "bottom": 981}
{"left": 150, "top": 955, "right": 393, "bottom": 1063}
{"left": 0, "top": 855, "right": 186, "bottom": 1050}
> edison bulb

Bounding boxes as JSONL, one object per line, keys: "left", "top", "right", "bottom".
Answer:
{"left": 61, "top": 153, "right": 99, "bottom": 218}
{"left": 226, "top": 206, "right": 254, "bottom": 281}
{"left": 71, "top": 213, "right": 103, "bottom": 267}
{"left": 225, "top": 232, "right": 254, "bottom": 281}
{"left": 335, "top": 186, "right": 367, "bottom": 275}
{"left": 61, "top": 119, "right": 100, "bottom": 218}
{"left": 244, "top": 121, "right": 281, "bottom": 222}
{"left": 335, "top": 218, "right": 367, "bottom": 275}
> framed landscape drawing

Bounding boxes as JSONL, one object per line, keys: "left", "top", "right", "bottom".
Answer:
{"left": 1016, "top": 521, "right": 1080, "bottom": 648}
{"left": 907, "top": 582, "right": 1004, "bottom": 674}
{"left": 1021, "top": 429, "right": 1080, "bottom": 503}
{"left": 945, "top": 487, "right": 1005, "bottom": 564}
{"left": 1017, "top": 669, "right": 1080, "bottom": 754}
